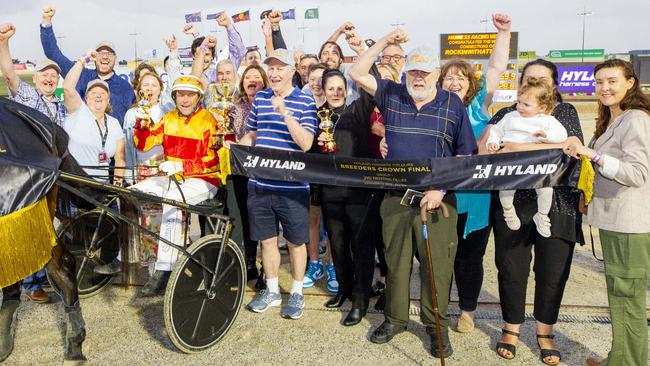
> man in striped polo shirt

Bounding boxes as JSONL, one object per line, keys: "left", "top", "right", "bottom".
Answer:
{"left": 351, "top": 30, "right": 476, "bottom": 358}
{"left": 236, "top": 49, "right": 318, "bottom": 320}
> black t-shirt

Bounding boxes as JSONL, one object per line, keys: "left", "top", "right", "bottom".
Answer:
{"left": 489, "top": 103, "right": 585, "bottom": 244}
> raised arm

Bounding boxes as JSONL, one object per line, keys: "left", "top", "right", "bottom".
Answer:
{"left": 161, "top": 34, "right": 181, "bottom": 111}
{"left": 39, "top": 6, "right": 75, "bottom": 77}
{"left": 217, "top": 13, "right": 246, "bottom": 68}
{"left": 0, "top": 24, "right": 19, "bottom": 95}
{"left": 484, "top": 14, "right": 512, "bottom": 105}
{"left": 326, "top": 21, "right": 355, "bottom": 43}
{"left": 63, "top": 51, "right": 95, "bottom": 114}
{"left": 261, "top": 18, "right": 274, "bottom": 56}
{"left": 190, "top": 36, "right": 216, "bottom": 88}
{"left": 268, "top": 10, "right": 287, "bottom": 50}
{"left": 345, "top": 28, "right": 367, "bottom": 56}
{"left": 349, "top": 29, "right": 408, "bottom": 97}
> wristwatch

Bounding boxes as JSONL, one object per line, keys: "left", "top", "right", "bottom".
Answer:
{"left": 283, "top": 110, "right": 293, "bottom": 118}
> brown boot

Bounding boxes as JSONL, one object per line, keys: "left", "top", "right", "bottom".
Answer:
{"left": 25, "top": 289, "right": 50, "bottom": 304}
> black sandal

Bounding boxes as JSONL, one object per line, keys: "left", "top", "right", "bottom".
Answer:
{"left": 495, "top": 328, "right": 520, "bottom": 360}
{"left": 536, "top": 334, "right": 561, "bottom": 365}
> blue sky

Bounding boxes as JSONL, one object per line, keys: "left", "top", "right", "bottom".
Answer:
{"left": 2, "top": 0, "right": 648, "bottom": 62}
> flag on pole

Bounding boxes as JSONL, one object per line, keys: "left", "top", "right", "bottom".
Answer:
{"left": 184, "top": 12, "right": 202, "bottom": 23}
{"left": 304, "top": 8, "right": 319, "bottom": 20}
{"left": 206, "top": 11, "right": 224, "bottom": 20}
{"left": 260, "top": 9, "right": 272, "bottom": 20}
{"left": 281, "top": 9, "right": 296, "bottom": 20}
{"left": 232, "top": 10, "right": 250, "bottom": 23}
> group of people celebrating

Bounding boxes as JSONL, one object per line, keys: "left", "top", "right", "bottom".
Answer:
{"left": 1, "top": 6, "right": 649, "bottom": 366}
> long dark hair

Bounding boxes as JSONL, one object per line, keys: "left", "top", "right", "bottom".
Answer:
{"left": 318, "top": 42, "right": 343, "bottom": 69}
{"left": 520, "top": 58, "right": 563, "bottom": 103}
{"left": 593, "top": 59, "right": 650, "bottom": 138}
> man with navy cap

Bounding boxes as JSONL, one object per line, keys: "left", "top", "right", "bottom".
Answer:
{"left": 350, "top": 29, "right": 477, "bottom": 358}
{"left": 39, "top": 5, "right": 135, "bottom": 125}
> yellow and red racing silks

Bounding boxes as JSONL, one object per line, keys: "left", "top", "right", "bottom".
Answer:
{"left": 134, "top": 107, "right": 221, "bottom": 187}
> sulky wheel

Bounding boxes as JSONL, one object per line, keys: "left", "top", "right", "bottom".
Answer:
{"left": 56, "top": 209, "right": 121, "bottom": 297}
{"left": 164, "top": 234, "right": 246, "bottom": 353}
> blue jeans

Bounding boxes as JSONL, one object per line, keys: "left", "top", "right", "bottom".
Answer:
{"left": 22, "top": 268, "right": 48, "bottom": 292}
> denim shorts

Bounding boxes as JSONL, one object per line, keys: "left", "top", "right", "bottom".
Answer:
{"left": 247, "top": 185, "right": 310, "bottom": 244}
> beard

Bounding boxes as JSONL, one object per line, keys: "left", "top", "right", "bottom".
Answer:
{"left": 406, "top": 81, "right": 435, "bottom": 101}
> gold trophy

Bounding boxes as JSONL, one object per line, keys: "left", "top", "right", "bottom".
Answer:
{"left": 137, "top": 90, "right": 154, "bottom": 127}
{"left": 208, "top": 82, "right": 237, "bottom": 149}
{"left": 317, "top": 108, "right": 337, "bottom": 153}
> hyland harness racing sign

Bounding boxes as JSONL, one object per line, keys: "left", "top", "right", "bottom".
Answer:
{"left": 230, "top": 146, "right": 579, "bottom": 191}
{"left": 557, "top": 65, "right": 596, "bottom": 94}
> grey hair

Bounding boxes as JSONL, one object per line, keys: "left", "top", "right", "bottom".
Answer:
{"left": 216, "top": 58, "right": 237, "bottom": 72}
{"left": 216, "top": 58, "right": 239, "bottom": 86}
{"left": 382, "top": 44, "right": 404, "bottom": 54}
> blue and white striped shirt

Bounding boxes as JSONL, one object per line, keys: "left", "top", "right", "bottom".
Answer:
{"left": 246, "top": 87, "right": 318, "bottom": 191}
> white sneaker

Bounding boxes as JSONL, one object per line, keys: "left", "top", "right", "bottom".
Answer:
{"left": 502, "top": 207, "right": 521, "bottom": 230}
{"left": 533, "top": 212, "right": 551, "bottom": 238}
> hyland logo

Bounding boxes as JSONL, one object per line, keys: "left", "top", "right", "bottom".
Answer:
{"left": 243, "top": 155, "right": 259, "bottom": 168}
{"left": 243, "top": 155, "right": 306, "bottom": 171}
{"left": 473, "top": 164, "right": 558, "bottom": 178}
{"left": 473, "top": 164, "right": 492, "bottom": 179}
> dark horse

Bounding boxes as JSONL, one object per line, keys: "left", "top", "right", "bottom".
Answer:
{"left": 0, "top": 98, "right": 102, "bottom": 363}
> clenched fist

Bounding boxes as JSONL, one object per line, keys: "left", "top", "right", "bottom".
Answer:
{"left": 492, "top": 13, "right": 512, "bottom": 33}
{"left": 0, "top": 24, "right": 16, "bottom": 42}
{"left": 41, "top": 6, "right": 56, "bottom": 25}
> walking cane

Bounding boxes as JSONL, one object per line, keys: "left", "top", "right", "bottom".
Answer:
{"left": 420, "top": 203, "right": 449, "bottom": 366}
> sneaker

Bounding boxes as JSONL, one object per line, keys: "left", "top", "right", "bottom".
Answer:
{"left": 281, "top": 293, "right": 305, "bottom": 319}
{"left": 326, "top": 263, "right": 339, "bottom": 293}
{"left": 93, "top": 258, "right": 122, "bottom": 275}
{"left": 302, "top": 261, "right": 324, "bottom": 288}
{"left": 502, "top": 206, "right": 521, "bottom": 231}
{"left": 533, "top": 212, "right": 552, "bottom": 238}
{"left": 246, "top": 289, "right": 281, "bottom": 313}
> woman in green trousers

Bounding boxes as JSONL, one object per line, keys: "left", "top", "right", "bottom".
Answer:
{"left": 564, "top": 59, "right": 650, "bottom": 366}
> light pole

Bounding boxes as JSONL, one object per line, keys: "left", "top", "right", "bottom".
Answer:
{"left": 297, "top": 22, "right": 309, "bottom": 45}
{"left": 577, "top": 6, "right": 593, "bottom": 63}
{"left": 480, "top": 18, "right": 489, "bottom": 32}
{"left": 390, "top": 19, "right": 405, "bottom": 29}
{"left": 129, "top": 30, "right": 140, "bottom": 66}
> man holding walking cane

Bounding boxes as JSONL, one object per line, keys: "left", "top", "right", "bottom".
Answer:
{"left": 350, "top": 29, "right": 476, "bottom": 359}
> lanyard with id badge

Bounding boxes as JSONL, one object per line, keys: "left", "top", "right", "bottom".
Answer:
{"left": 95, "top": 116, "right": 109, "bottom": 164}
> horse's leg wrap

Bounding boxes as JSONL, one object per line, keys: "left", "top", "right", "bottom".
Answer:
{"left": 0, "top": 283, "right": 21, "bottom": 362}
{"left": 63, "top": 302, "right": 86, "bottom": 361}
{"left": 46, "top": 244, "right": 86, "bottom": 361}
